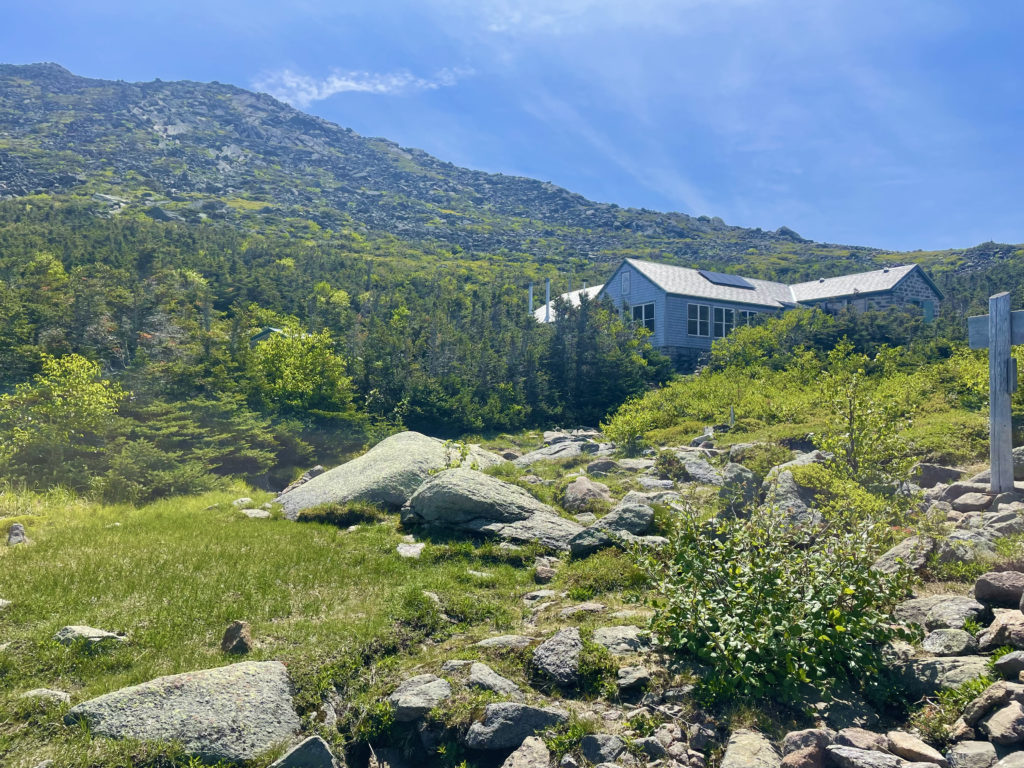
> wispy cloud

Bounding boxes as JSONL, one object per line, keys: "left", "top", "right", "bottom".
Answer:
{"left": 252, "top": 66, "right": 473, "bottom": 107}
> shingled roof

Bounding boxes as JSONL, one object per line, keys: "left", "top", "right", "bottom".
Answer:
{"left": 625, "top": 259, "right": 796, "bottom": 309}
{"left": 789, "top": 264, "right": 942, "bottom": 302}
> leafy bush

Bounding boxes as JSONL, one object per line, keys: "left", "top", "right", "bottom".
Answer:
{"left": 638, "top": 499, "right": 914, "bottom": 703}
{"left": 730, "top": 442, "right": 793, "bottom": 479}
{"left": 654, "top": 450, "right": 687, "bottom": 481}
{"left": 908, "top": 675, "right": 993, "bottom": 748}
{"left": 577, "top": 637, "right": 620, "bottom": 698}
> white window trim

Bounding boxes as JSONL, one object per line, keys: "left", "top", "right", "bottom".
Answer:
{"left": 631, "top": 302, "right": 655, "bottom": 332}
{"left": 688, "top": 302, "right": 710, "bottom": 337}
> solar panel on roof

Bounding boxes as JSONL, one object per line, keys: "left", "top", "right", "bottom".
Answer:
{"left": 698, "top": 269, "right": 755, "bottom": 290}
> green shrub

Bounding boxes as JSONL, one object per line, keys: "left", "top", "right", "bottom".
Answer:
{"left": 577, "top": 639, "right": 620, "bottom": 698}
{"left": 654, "top": 450, "right": 687, "bottom": 481}
{"left": 543, "top": 713, "right": 600, "bottom": 761}
{"left": 908, "top": 675, "right": 993, "bottom": 748}
{"left": 92, "top": 439, "right": 220, "bottom": 504}
{"left": 731, "top": 443, "right": 793, "bottom": 479}
{"left": 638, "top": 499, "right": 915, "bottom": 703}
{"left": 296, "top": 501, "right": 387, "bottom": 527}
{"left": 559, "top": 549, "right": 646, "bottom": 597}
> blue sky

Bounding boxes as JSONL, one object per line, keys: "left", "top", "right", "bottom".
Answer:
{"left": 3, "top": 1, "right": 1023, "bottom": 251}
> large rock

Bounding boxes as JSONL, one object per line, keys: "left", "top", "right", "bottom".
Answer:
{"left": 387, "top": 674, "right": 452, "bottom": 721}
{"left": 65, "top": 661, "right": 300, "bottom": 762}
{"left": 961, "top": 682, "right": 1024, "bottom": 727}
{"left": 762, "top": 470, "right": 819, "bottom": 524}
{"left": 681, "top": 457, "right": 723, "bottom": 486}
{"left": 532, "top": 628, "right": 581, "bottom": 686}
{"left": 913, "top": 463, "right": 967, "bottom": 489}
{"left": 893, "top": 595, "right": 989, "bottom": 630}
{"left": 978, "top": 610, "right": 1024, "bottom": 652}
{"left": 568, "top": 501, "right": 654, "bottom": 556}
{"left": 721, "top": 729, "right": 781, "bottom": 768}
{"left": 276, "top": 432, "right": 502, "bottom": 518}
{"left": 408, "top": 469, "right": 583, "bottom": 550}
{"left": 514, "top": 442, "right": 585, "bottom": 466}
{"left": 581, "top": 734, "right": 626, "bottom": 764}
{"left": 981, "top": 700, "right": 1024, "bottom": 745}
{"left": 946, "top": 740, "right": 997, "bottom": 768}
{"left": 500, "top": 736, "right": 550, "bottom": 768}
{"left": 468, "top": 663, "right": 520, "bottom": 697}
{"left": 976, "top": 572, "right": 1024, "bottom": 606}
{"left": 562, "top": 477, "right": 611, "bottom": 512}
{"left": 896, "top": 656, "right": 990, "bottom": 698}
{"left": 922, "top": 629, "right": 978, "bottom": 657}
{"left": 464, "top": 703, "right": 567, "bottom": 750}
{"left": 886, "top": 731, "right": 946, "bottom": 766}
{"left": 825, "top": 746, "right": 903, "bottom": 768}
{"left": 835, "top": 728, "right": 887, "bottom": 752}
{"left": 270, "top": 736, "right": 340, "bottom": 768}
{"left": 995, "top": 651, "right": 1024, "bottom": 679}
{"left": 592, "top": 625, "right": 652, "bottom": 655}
{"left": 873, "top": 536, "right": 935, "bottom": 574}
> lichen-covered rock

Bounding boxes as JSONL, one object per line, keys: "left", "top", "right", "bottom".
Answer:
{"left": 475, "top": 635, "right": 534, "bottom": 650}
{"left": 269, "top": 736, "right": 340, "bottom": 768}
{"left": 464, "top": 703, "right": 567, "bottom": 750}
{"left": 562, "top": 477, "right": 611, "bottom": 512}
{"left": 6, "top": 522, "right": 28, "bottom": 545}
{"left": 568, "top": 501, "right": 654, "bottom": 556}
{"left": 220, "top": 620, "right": 252, "bottom": 654}
{"left": 65, "top": 661, "right": 300, "bottom": 762}
{"left": 468, "top": 663, "right": 520, "bottom": 696}
{"left": 825, "top": 746, "right": 903, "bottom": 768}
{"left": 581, "top": 734, "right": 626, "bottom": 764}
{"left": 893, "top": 595, "right": 989, "bottom": 630}
{"left": 532, "top": 628, "right": 581, "bottom": 686}
{"left": 945, "top": 740, "right": 997, "bottom": 768}
{"left": 720, "top": 730, "right": 781, "bottom": 768}
{"left": 408, "top": 469, "right": 583, "bottom": 550}
{"left": 896, "top": 656, "right": 990, "bottom": 698}
{"left": 276, "top": 431, "right": 502, "bottom": 518}
{"left": 591, "top": 625, "right": 652, "bottom": 655}
{"left": 873, "top": 536, "right": 935, "bottom": 574}
{"left": 922, "top": 629, "right": 978, "bottom": 657}
{"left": 995, "top": 651, "right": 1024, "bottom": 678}
{"left": 387, "top": 674, "right": 452, "bottom": 721}
{"left": 500, "top": 736, "right": 550, "bottom": 768}
{"left": 835, "top": 728, "right": 888, "bottom": 752}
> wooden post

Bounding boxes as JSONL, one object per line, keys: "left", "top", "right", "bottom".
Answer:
{"left": 989, "top": 292, "right": 1015, "bottom": 493}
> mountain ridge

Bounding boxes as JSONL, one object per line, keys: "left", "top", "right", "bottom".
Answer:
{"left": 0, "top": 62, "right": 1019, "bottom": 280}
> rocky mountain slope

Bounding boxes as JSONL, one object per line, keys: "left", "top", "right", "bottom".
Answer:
{"left": 1, "top": 62, "right": 1019, "bottom": 280}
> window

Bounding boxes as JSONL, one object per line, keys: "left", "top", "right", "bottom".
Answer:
{"left": 621, "top": 271, "right": 631, "bottom": 296}
{"left": 632, "top": 302, "right": 655, "bottom": 332}
{"left": 737, "top": 309, "right": 758, "bottom": 326}
{"left": 688, "top": 303, "right": 710, "bottom": 336}
{"left": 713, "top": 307, "right": 735, "bottom": 338}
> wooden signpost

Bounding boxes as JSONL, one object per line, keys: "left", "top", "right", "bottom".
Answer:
{"left": 968, "top": 292, "right": 1021, "bottom": 493}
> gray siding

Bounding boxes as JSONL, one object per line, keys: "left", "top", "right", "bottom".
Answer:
{"left": 600, "top": 262, "right": 668, "bottom": 348}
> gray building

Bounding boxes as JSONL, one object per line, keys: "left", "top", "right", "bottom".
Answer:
{"left": 536, "top": 258, "right": 943, "bottom": 369}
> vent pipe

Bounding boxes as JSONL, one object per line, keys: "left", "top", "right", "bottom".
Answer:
{"left": 545, "top": 278, "right": 551, "bottom": 322}
{"left": 528, "top": 282, "right": 534, "bottom": 313}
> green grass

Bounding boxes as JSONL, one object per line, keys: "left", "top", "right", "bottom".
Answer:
{"left": 0, "top": 486, "right": 537, "bottom": 767}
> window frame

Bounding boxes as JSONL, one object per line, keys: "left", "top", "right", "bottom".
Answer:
{"left": 631, "top": 302, "right": 655, "bottom": 333}
{"left": 687, "top": 302, "right": 710, "bottom": 337}
{"left": 713, "top": 307, "right": 735, "bottom": 338}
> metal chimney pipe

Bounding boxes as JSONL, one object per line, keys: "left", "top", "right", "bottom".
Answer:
{"left": 545, "top": 278, "right": 551, "bottom": 322}
{"left": 528, "top": 282, "right": 534, "bottom": 313}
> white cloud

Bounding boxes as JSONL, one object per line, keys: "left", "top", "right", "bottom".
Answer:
{"left": 252, "top": 67, "right": 473, "bottom": 107}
